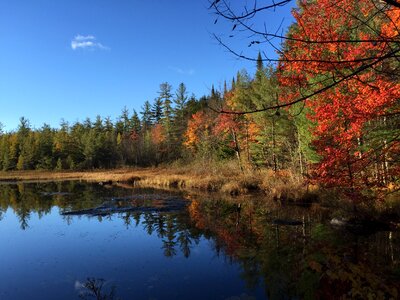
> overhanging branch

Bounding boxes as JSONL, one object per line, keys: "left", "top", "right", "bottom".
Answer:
{"left": 208, "top": 48, "right": 400, "bottom": 115}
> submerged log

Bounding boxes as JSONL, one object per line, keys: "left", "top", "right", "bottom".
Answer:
{"left": 61, "top": 196, "right": 188, "bottom": 217}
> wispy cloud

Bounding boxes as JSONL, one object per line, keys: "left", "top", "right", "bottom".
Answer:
{"left": 169, "top": 66, "right": 195, "bottom": 76}
{"left": 71, "top": 34, "right": 109, "bottom": 50}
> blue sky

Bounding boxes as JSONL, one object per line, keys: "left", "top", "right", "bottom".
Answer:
{"left": 0, "top": 0, "right": 295, "bottom": 131}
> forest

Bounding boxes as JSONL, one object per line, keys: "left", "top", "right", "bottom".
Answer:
{"left": 0, "top": 0, "right": 399, "bottom": 202}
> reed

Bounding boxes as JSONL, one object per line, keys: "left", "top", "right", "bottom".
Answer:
{"left": 0, "top": 162, "right": 312, "bottom": 199}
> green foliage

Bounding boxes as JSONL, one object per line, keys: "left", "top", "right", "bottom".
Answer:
{"left": 55, "top": 158, "right": 63, "bottom": 170}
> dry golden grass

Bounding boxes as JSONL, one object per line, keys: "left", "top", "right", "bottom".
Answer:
{"left": 0, "top": 161, "right": 312, "bottom": 199}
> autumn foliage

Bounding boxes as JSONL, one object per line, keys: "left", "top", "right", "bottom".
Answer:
{"left": 181, "top": 0, "right": 400, "bottom": 201}
{"left": 278, "top": 0, "right": 400, "bottom": 197}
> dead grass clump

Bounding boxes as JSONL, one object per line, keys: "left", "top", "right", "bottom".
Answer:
{"left": 258, "top": 169, "right": 311, "bottom": 202}
{"left": 221, "top": 182, "right": 242, "bottom": 195}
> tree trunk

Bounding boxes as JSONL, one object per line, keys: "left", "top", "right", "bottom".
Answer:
{"left": 231, "top": 129, "right": 243, "bottom": 172}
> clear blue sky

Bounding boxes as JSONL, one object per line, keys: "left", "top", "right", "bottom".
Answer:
{"left": 0, "top": 0, "right": 294, "bottom": 131}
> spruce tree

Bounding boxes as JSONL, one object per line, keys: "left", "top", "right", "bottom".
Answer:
{"left": 158, "top": 82, "right": 174, "bottom": 158}
{"left": 151, "top": 98, "right": 163, "bottom": 124}
{"left": 141, "top": 101, "right": 153, "bottom": 129}
{"left": 131, "top": 110, "right": 141, "bottom": 134}
{"left": 119, "top": 106, "right": 130, "bottom": 133}
{"left": 256, "top": 51, "right": 263, "bottom": 72}
{"left": 174, "top": 83, "right": 188, "bottom": 120}
{"left": 159, "top": 82, "right": 173, "bottom": 128}
{"left": 173, "top": 83, "right": 189, "bottom": 151}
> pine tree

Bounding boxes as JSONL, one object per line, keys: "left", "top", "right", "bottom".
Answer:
{"left": 223, "top": 81, "right": 227, "bottom": 96}
{"left": 119, "top": 106, "right": 130, "bottom": 133}
{"left": 158, "top": 82, "right": 174, "bottom": 159}
{"left": 36, "top": 124, "right": 54, "bottom": 169}
{"left": 141, "top": 101, "right": 153, "bottom": 129}
{"left": 173, "top": 83, "right": 189, "bottom": 152}
{"left": 0, "top": 134, "right": 11, "bottom": 170}
{"left": 159, "top": 82, "right": 173, "bottom": 128}
{"left": 131, "top": 110, "right": 141, "bottom": 134}
{"left": 174, "top": 83, "right": 188, "bottom": 121}
{"left": 256, "top": 52, "right": 263, "bottom": 72}
{"left": 94, "top": 115, "right": 104, "bottom": 132}
{"left": 151, "top": 98, "right": 163, "bottom": 124}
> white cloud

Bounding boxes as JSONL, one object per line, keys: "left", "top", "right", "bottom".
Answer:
{"left": 74, "top": 34, "right": 95, "bottom": 41}
{"left": 71, "top": 35, "right": 109, "bottom": 50}
{"left": 169, "top": 66, "right": 195, "bottom": 75}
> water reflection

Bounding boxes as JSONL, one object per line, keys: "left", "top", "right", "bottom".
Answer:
{"left": 77, "top": 278, "right": 119, "bottom": 300}
{"left": 0, "top": 182, "right": 203, "bottom": 261}
{"left": 188, "top": 198, "right": 400, "bottom": 299}
{"left": 0, "top": 182, "right": 399, "bottom": 299}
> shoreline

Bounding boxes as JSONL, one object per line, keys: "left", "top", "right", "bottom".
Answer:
{"left": 2, "top": 168, "right": 400, "bottom": 226}
{"left": 0, "top": 168, "right": 310, "bottom": 199}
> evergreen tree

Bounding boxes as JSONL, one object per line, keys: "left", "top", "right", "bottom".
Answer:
{"left": 119, "top": 106, "right": 131, "bottom": 133}
{"left": 94, "top": 115, "right": 104, "bottom": 132}
{"left": 36, "top": 124, "right": 54, "bottom": 169}
{"left": 250, "top": 65, "right": 296, "bottom": 170}
{"left": 158, "top": 82, "right": 174, "bottom": 158}
{"left": 159, "top": 82, "right": 173, "bottom": 128}
{"left": 16, "top": 117, "right": 33, "bottom": 170}
{"left": 0, "top": 135, "right": 11, "bottom": 170}
{"left": 223, "top": 81, "right": 227, "bottom": 96}
{"left": 173, "top": 83, "right": 189, "bottom": 154}
{"left": 174, "top": 83, "right": 188, "bottom": 116}
{"left": 141, "top": 101, "right": 153, "bottom": 129}
{"left": 151, "top": 98, "right": 164, "bottom": 124}
{"left": 256, "top": 51, "right": 263, "bottom": 72}
{"left": 131, "top": 110, "right": 141, "bottom": 134}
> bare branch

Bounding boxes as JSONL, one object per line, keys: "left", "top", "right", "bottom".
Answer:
{"left": 210, "top": 0, "right": 292, "bottom": 21}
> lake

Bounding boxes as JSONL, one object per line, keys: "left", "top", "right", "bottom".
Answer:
{"left": 0, "top": 182, "right": 398, "bottom": 299}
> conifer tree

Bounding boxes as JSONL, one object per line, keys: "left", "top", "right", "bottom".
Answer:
{"left": 131, "top": 110, "right": 141, "bottom": 134}
{"left": 119, "top": 107, "right": 131, "bottom": 133}
{"left": 151, "top": 98, "right": 164, "bottom": 124}
{"left": 174, "top": 83, "right": 188, "bottom": 125}
{"left": 173, "top": 83, "right": 189, "bottom": 152}
{"left": 159, "top": 82, "right": 173, "bottom": 128}
{"left": 141, "top": 101, "right": 153, "bottom": 130}
{"left": 158, "top": 82, "right": 174, "bottom": 158}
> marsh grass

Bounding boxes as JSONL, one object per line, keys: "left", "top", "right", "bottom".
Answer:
{"left": 0, "top": 159, "right": 313, "bottom": 199}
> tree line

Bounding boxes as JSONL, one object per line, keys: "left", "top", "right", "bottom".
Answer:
{"left": 0, "top": 82, "right": 208, "bottom": 170}
{"left": 0, "top": 60, "right": 303, "bottom": 175}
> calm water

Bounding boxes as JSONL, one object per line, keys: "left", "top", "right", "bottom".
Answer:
{"left": 0, "top": 182, "right": 399, "bottom": 299}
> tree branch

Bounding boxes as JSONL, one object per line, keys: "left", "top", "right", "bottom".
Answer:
{"left": 208, "top": 47, "right": 400, "bottom": 114}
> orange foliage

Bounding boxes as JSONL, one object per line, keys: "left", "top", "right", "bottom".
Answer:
{"left": 184, "top": 111, "right": 212, "bottom": 151}
{"left": 151, "top": 123, "right": 165, "bottom": 145}
{"left": 279, "top": 0, "right": 400, "bottom": 196}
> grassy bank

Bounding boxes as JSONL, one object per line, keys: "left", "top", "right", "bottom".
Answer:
{"left": 2, "top": 162, "right": 399, "bottom": 222}
{"left": 0, "top": 160, "right": 313, "bottom": 200}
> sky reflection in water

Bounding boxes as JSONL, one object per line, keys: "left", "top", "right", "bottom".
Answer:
{"left": 0, "top": 182, "right": 264, "bottom": 300}
{"left": 0, "top": 182, "right": 399, "bottom": 299}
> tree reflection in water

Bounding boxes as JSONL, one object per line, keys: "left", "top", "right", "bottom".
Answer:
{"left": 0, "top": 182, "right": 399, "bottom": 299}
{"left": 188, "top": 198, "right": 400, "bottom": 299}
{"left": 77, "top": 278, "right": 118, "bottom": 300}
